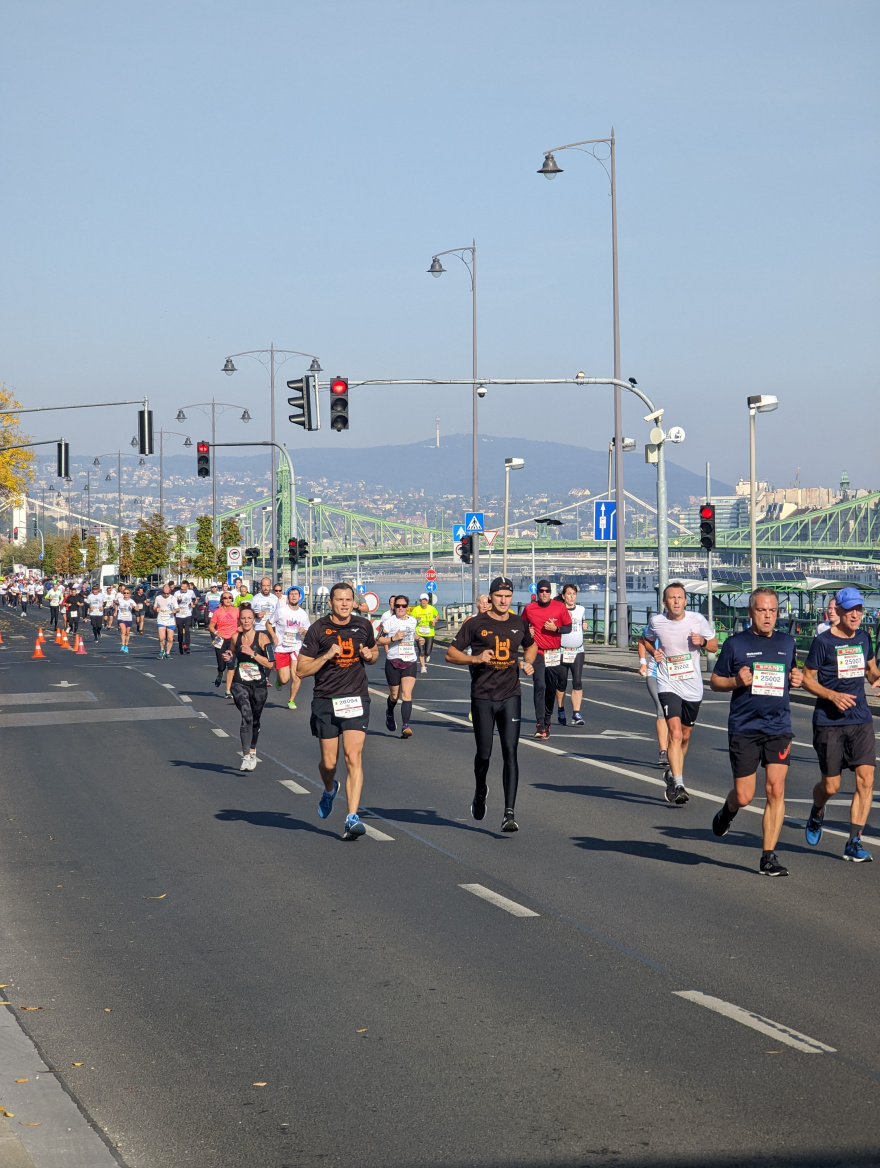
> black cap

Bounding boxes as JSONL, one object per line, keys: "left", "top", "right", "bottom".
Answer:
{"left": 489, "top": 576, "right": 514, "bottom": 594}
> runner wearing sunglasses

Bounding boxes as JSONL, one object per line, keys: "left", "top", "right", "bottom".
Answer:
{"left": 378, "top": 596, "right": 419, "bottom": 738}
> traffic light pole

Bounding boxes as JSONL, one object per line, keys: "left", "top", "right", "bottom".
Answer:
{"left": 706, "top": 462, "right": 713, "bottom": 628}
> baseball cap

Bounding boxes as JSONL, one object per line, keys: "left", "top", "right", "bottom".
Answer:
{"left": 419, "top": 593, "right": 429, "bottom": 601}
{"left": 489, "top": 576, "right": 514, "bottom": 594}
{"left": 835, "top": 586, "right": 865, "bottom": 610}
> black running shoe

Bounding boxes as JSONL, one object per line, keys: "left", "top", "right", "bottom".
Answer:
{"left": 663, "top": 770, "right": 677, "bottom": 804}
{"left": 471, "top": 786, "right": 488, "bottom": 821}
{"left": 760, "top": 852, "right": 789, "bottom": 877}
{"left": 712, "top": 804, "right": 734, "bottom": 837}
{"left": 501, "top": 808, "right": 518, "bottom": 832}
{"left": 673, "top": 784, "right": 690, "bottom": 805}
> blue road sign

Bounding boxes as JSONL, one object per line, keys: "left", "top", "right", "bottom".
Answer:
{"left": 452, "top": 523, "right": 466, "bottom": 542}
{"left": 464, "top": 512, "right": 485, "bottom": 534}
{"left": 227, "top": 569, "right": 243, "bottom": 586}
{"left": 529, "top": 583, "right": 537, "bottom": 595}
{"left": 593, "top": 500, "right": 617, "bottom": 541}
{"left": 39, "top": 552, "right": 44, "bottom": 561}
{"left": 356, "top": 583, "right": 366, "bottom": 593}
{"left": 424, "top": 580, "right": 437, "bottom": 593}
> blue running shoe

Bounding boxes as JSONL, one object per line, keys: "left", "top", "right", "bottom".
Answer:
{"left": 343, "top": 812, "right": 366, "bottom": 840}
{"left": 318, "top": 779, "right": 340, "bottom": 819}
{"left": 557, "top": 709, "right": 567, "bottom": 726}
{"left": 844, "top": 836, "right": 873, "bottom": 863}
{"left": 572, "top": 712, "right": 585, "bottom": 727}
{"left": 805, "top": 807, "right": 824, "bottom": 846}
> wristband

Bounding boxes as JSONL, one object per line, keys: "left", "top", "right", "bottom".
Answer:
{"left": 639, "top": 657, "right": 648, "bottom": 666}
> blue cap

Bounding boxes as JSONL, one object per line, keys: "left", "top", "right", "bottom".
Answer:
{"left": 835, "top": 586, "right": 865, "bottom": 610}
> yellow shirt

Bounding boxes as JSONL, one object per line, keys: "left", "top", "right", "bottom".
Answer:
{"left": 410, "top": 603, "right": 438, "bottom": 637}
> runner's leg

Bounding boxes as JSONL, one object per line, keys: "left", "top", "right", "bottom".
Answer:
{"left": 472, "top": 698, "right": 495, "bottom": 795}
{"left": 340, "top": 729, "right": 366, "bottom": 817}
{"left": 495, "top": 695, "right": 522, "bottom": 811}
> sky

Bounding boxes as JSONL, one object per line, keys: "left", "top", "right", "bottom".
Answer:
{"left": 2, "top": 0, "right": 877, "bottom": 500}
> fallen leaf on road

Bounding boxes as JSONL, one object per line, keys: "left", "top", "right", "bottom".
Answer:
{"left": 253, "top": 1082, "right": 267, "bottom": 1087}
{"left": 765, "top": 1050, "right": 784, "bottom": 1054}
{"left": 71, "top": 1063, "right": 83, "bottom": 1067}
{"left": 143, "top": 893, "right": 167, "bottom": 899}
{"left": 19, "top": 1006, "right": 43, "bottom": 1011}
{"left": 104, "top": 1008, "right": 112, "bottom": 1013}
{"left": 1, "top": 1110, "right": 14, "bottom": 1117}
{"left": 356, "top": 1029, "right": 368, "bottom": 1033}
{"left": 14, "top": 1079, "right": 28, "bottom": 1083}
{"left": 0, "top": 985, "right": 7, "bottom": 988}
{"left": 19, "top": 1122, "right": 40, "bottom": 1126}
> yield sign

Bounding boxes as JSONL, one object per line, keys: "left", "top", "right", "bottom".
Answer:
{"left": 482, "top": 529, "right": 499, "bottom": 547}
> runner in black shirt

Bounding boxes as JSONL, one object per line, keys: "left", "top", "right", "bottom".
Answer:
{"left": 222, "top": 604, "right": 275, "bottom": 771}
{"left": 447, "top": 576, "right": 536, "bottom": 831}
{"left": 297, "top": 582, "right": 379, "bottom": 840}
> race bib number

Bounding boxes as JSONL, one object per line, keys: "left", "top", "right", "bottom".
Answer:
{"left": 282, "top": 632, "right": 301, "bottom": 649}
{"left": 212, "top": 635, "right": 224, "bottom": 649}
{"left": 562, "top": 648, "right": 580, "bottom": 664}
{"left": 751, "top": 661, "right": 785, "bottom": 697}
{"left": 417, "top": 623, "right": 433, "bottom": 636}
{"left": 332, "top": 695, "right": 364, "bottom": 719}
{"left": 237, "top": 661, "right": 262, "bottom": 682}
{"left": 542, "top": 649, "right": 562, "bottom": 667}
{"left": 836, "top": 645, "right": 865, "bottom": 679}
{"left": 667, "top": 652, "right": 695, "bottom": 680}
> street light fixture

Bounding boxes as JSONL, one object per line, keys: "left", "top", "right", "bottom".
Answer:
{"left": 502, "top": 457, "right": 525, "bottom": 577}
{"left": 748, "top": 395, "right": 779, "bottom": 591}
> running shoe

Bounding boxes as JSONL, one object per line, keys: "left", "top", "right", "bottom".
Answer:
{"left": 843, "top": 836, "right": 873, "bottom": 863}
{"left": 401, "top": 724, "right": 412, "bottom": 738}
{"left": 287, "top": 700, "right": 297, "bottom": 710}
{"left": 123, "top": 645, "right": 129, "bottom": 653}
{"left": 501, "top": 809, "right": 518, "bottom": 832}
{"left": 760, "top": 852, "right": 789, "bottom": 877}
{"left": 225, "top": 691, "right": 233, "bottom": 700}
{"left": 239, "top": 755, "right": 252, "bottom": 772}
{"left": 157, "top": 652, "right": 165, "bottom": 659}
{"left": 658, "top": 750, "right": 668, "bottom": 768}
{"left": 385, "top": 711, "right": 396, "bottom": 733}
{"left": 673, "top": 783, "right": 689, "bottom": 805}
{"left": 557, "top": 709, "right": 567, "bottom": 726}
{"left": 318, "top": 779, "right": 340, "bottom": 819}
{"left": 214, "top": 676, "right": 222, "bottom": 687}
{"left": 663, "top": 771, "right": 677, "bottom": 804}
{"left": 533, "top": 724, "right": 544, "bottom": 738}
{"left": 471, "top": 785, "right": 488, "bottom": 821}
{"left": 712, "top": 804, "right": 734, "bottom": 837}
{"left": 805, "top": 807, "right": 824, "bottom": 847}
{"left": 343, "top": 813, "right": 366, "bottom": 840}
{"left": 572, "top": 712, "right": 585, "bottom": 727}
{"left": 420, "top": 665, "right": 427, "bottom": 674}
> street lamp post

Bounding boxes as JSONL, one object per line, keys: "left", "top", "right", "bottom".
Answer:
{"left": 502, "top": 457, "right": 525, "bottom": 578}
{"left": 538, "top": 131, "right": 628, "bottom": 646}
{"left": 93, "top": 450, "right": 152, "bottom": 554}
{"left": 157, "top": 431, "right": 193, "bottom": 523}
{"left": 176, "top": 402, "right": 249, "bottom": 544}
{"left": 222, "top": 347, "right": 322, "bottom": 582}
{"left": 748, "top": 395, "right": 779, "bottom": 591}
{"left": 428, "top": 242, "right": 480, "bottom": 609}
{"left": 307, "top": 497, "right": 321, "bottom": 614}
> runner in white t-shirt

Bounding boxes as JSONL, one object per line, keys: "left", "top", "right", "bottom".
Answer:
{"left": 641, "top": 582, "right": 718, "bottom": 805}
{"left": 87, "top": 589, "right": 106, "bottom": 641}
{"left": 115, "top": 587, "right": 139, "bottom": 653}
{"left": 272, "top": 586, "right": 311, "bottom": 709}
{"left": 378, "top": 595, "right": 419, "bottom": 738}
{"left": 554, "top": 583, "right": 587, "bottom": 727}
{"left": 153, "top": 584, "right": 176, "bottom": 659}
{"left": 172, "top": 582, "right": 195, "bottom": 655}
{"left": 249, "top": 578, "right": 279, "bottom": 644}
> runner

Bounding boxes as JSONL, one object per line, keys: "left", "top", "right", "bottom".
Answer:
{"left": 35, "top": 579, "right": 44, "bottom": 609}
{"left": 66, "top": 586, "right": 85, "bottom": 641}
{"left": 132, "top": 585, "right": 148, "bottom": 635}
{"left": 104, "top": 584, "right": 117, "bottom": 630}
{"left": 640, "top": 582, "right": 717, "bottom": 805}
{"left": 222, "top": 604, "right": 274, "bottom": 771}
{"left": 46, "top": 580, "right": 63, "bottom": 629}
{"left": 410, "top": 592, "right": 439, "bottom": 674}
{"left": 19, "top": 583, "right": 29, "bottom": 618}
{"left": 446, "top": 577, "right": 536, "bottom": 831}
{"left": 297, "top": 582, "right": 378, "bottom": 841}
{"left": 802, "top": 587, "right": 880, "bottom": 862}
{"left": 153, "top": 583, "right": 176, "bottom": 659}
{"left": 522, "top": 580, "right": 571, "bottom": 739}
{"left": 555, "top": 583, "right": 586, "bottom": 727}
{"left": 709, "top": 588, "right": 803, "bottom": 876}
{"left": 87, "top": 586, "right": 105, "bottom": 641}
{"left": 249, "top": 577, "right": 279, "bottom": 645}
{"left": 172, "top": 580, "right": 195, "bottom": 654}
{"left": 639, "top": 623, "right": 669, "bottom": 769}
{"left": 379, "top": 595, "right": 419, "bottom": 738}
{"left": 816, "top": 597, "right": 839, "bottom": 637}
{"left": 204, "top": 581, "right": 223, "bottom": 621}
{"left": 272, "top": 586, "right": 311, "bottom": 709}
{"left": 234, "top": 581, "right": 253, "bottom": 607}
{"left": 208, "top": 590, "right": 240, "bottom": 692}
{"left": 115, "top": 587, "right": 139, "bottom": 653}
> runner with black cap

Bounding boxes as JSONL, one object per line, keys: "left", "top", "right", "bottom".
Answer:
{"left": 803, "top": 586, "right": 880, "bottom": 862}
{"left": 521, "top": 580, "right": 570, "bottom": 739}
{"left": 446, "top": 576, "right": 536, "bottom": 832}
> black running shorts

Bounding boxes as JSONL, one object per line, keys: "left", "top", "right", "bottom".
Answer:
{"left": 812, "top": 722, "right": 876, "bottom": 776}
{"left": 728, "top": 733, "right": 794, "bottom": 778}
{"left": 384, "top": 658, "right": 418, "bottom": 685}
{"left": 658, "top": 691, "right": 702, "bottom": 727}
{"left": 310, "top": 696, "right": 371, "bottom": 739}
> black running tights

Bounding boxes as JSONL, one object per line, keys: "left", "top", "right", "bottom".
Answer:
{"left": 471, "top": 694, "right": 522, "bottom": 810}
{"left": 231, "top": 682, "right": 268, "bottom": 752}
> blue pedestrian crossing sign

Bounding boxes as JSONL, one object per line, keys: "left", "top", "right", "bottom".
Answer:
{"left": 425, "top": 580, "right": 437, "bottom": 593}
{"left": 593, "top": 500, "right": 617, "bottom": 541}
{"left": 227, "top": 569, "right": 243, "bottom": 586}
{"left": 465, "top": 512, "right": 484, "bottom": 534}
{"left": 452, "top": 524, "right": 466, "bottom": 542}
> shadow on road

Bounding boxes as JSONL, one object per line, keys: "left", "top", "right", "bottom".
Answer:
{"left": 571, "top": 832, "right": 755, "bottom": 874}
{"left": 169, "top": 759, "right": 241, "bottom": 775}
{"left": 366, "top": 805, "right": 502, "bottom": 838}
{"left": 214, "top": 808, "right": 339, "bottom": 838}
{"left": 532, "top": 781, "right": 660, "bottom": 807}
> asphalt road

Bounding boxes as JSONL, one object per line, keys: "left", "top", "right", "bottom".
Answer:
{"left": 0, "top": 607, "right": 878, "bottom": 1168}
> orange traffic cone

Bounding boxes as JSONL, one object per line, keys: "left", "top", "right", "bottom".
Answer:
{"left": 32, "top": 638, "right": 46, "bottom": 659}
{"left": 61, "top": 629, "right": 70, "bottom": 649}
{"left": 0, "top": 628, "right": 4, "bottom": 644}
{"left": 36, "top": 627, "right": 45, "bottom": 643}
{"left": 55, "top": 627, "right": 63, "bottom": 644}
{"left": 75, "top": 635, "right": 86, "bottom": 655}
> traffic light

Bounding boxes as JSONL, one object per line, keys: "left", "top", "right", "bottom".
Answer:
{"left": 329, "top": 378, "right": 349, "bottom": 432}
{"left": 81, "top": 527, "right": 88, "bottom": 542}
{"left": 12, "top": 527, "right": 18, "bottom": 543}
{"left": 297, "top": 538, "right": 309, "bottom": 565}
{"left": 56, "top": 441, "right": 69, "bottom": 480}
{"left": 287, "top": 374, "right": 317, "bottom": 431}
{"left": 460, "top": 534, "right": 472, "bottom": 564}
{"left": 197, "top": 441, "right": 211, "bottom": 478}
{"left": 699, "top": 504, "right": 716, "bottom": 551}
{"left": 244, "top": 546, "right": 260, "bottom": 565}
{"left": 287, "top": 538, "right": 297, "bottom": 567}
{"left": 137, "top": 409, "right": 154, "bottom": 456}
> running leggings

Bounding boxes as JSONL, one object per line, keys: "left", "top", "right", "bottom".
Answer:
{"left": 90, "top": 615, "right": 104, "bottom": 640}
{"left": 49, "top": 606, "right": 59, "bottom": 628}
{"left": 645, "top": 675, "right": 664, "bottom": 719}
{"left": 419, "top": 636, "right": 434, "bottom": 661}
{"left": 472, "top": 694, "right": 522, "bottom": 810}
{"left": 531, "top": 655, "right": 560, "bottom": 728}
{"left": 231, "top": 682, "right": 268, "bottom": 752}
{"left": 176, "top": 616, "right": 192, "bottom": 652}
{"left": 555, "top": 651, "right": 584, "bottom": 692}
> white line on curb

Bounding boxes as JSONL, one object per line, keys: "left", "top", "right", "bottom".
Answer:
{"left": 673, "top": 990, "right": 836, "bottom": 1053}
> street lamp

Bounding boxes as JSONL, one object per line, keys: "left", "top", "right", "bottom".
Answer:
{"left": 92, "top": 449, "right": 160, "bottom": 552}
{"left": 502, "top": 457, "right": 525, "bottom": 578}
{"left": 748, "top": 394, "right": 779, "bottom": 591}
{"left": 221, "top": 346, "right": 322, "bottom": 583}
{"left": 600, "top": 436, "right": 636, "bottom": 644}
{"left": 427, "top": 241, "right": 480, "bottom": 609}
{"left": 175, "top": 401, "right": 249, "bottom": 543}
{"left": 537, "top": 131, "right": 629, "bottom": 646}
{"left": 156, "top": 431, "right": 192, "bottom": 523}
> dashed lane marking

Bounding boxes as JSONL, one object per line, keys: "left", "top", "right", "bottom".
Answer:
{"left": 460, "top": 883, "right": 539, "bottom": 918}
{"left": 363, "top": 823, "right": 395, "bottom": 841}
{"left": 161, "top": 682, "right": 175, "bottom": 689}
{"left": 673, "top": 991, "right": 836, "bottom": 1053}
{"left": 180, "top": 694, "right": 193, "bottom": 702}
{"left": 212, "top": 728, "right": 229, "bottom": 737}
{"left": 278, "top": 778, "right": 309, "bottom": 795}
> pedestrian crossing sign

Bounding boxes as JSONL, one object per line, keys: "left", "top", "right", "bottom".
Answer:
{"left": 465, "top": 512, "right": 484, "bottom": 533}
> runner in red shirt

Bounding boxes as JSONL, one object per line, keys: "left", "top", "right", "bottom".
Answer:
{"left": 522, "top": 580, "right": 571, "bottom": 738}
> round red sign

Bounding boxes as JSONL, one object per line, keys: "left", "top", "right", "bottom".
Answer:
{"left": 425, "top": 568, "right": 437, "bottom": 581}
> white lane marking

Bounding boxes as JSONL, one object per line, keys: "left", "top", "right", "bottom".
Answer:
{"left": 673, "top": 991, "right": 836, "bottom": 1053}
{"left": 162, "top": 682, "right": 175, "bottom": 689}
{"left": 180, "top": 694, "right": 193, "bottom": 703}
{"left": 144, "top": 672, "right": 155, "bottom": 677}
{"left": 363, "top": 823, "right": 395, "bottom": 841}
{"left": 212, "top": 728, "right": 229, "bottom": 737}
{"left": 460, "top": 883, "right": 539, "bottom": 918}
{"left": 278, "top": 777, "right": 309, "bottom": 795}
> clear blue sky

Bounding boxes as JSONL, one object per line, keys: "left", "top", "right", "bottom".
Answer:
{"left": 2, "top": 0, "right": 877, "bottom": 496}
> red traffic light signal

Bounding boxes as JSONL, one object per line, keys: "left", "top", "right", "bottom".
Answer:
{"left": 197, "top": 441, "right": 211, "bottom": 478}
{"left": 699, "top": 503, "right": 716, "bottom": 551}
{"left": 329, "top": 378, "right": 349, "bottom": 432}
{"left": 459, "top": 534, "right": 472, "bottom": 563}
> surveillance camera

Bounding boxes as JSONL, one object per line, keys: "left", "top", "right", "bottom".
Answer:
{"left": 476, "top": 385, "right": 487, "bottom": 398}
{"left": 643, "top": 408, "right": 665, "bottom": 423}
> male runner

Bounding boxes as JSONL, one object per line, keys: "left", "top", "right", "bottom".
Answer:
{"left": 816, "top": 597, "right": 838, "bottom": 637}
{"left": 710, "top": 588, "right": 803, "bottom": 876}
{"left": 272, "top": 586, "right": 311, "bottom": 709}
{"left": 522, "top": 580, "right": 570, "bottom": 738}
{"left": 446, "top": 576, "right": 537, "bottom": 831}
{"left": 640, "top": 582, "right": 717, "bottom": 805}
{"left": 555, "top": 583, "right": 586, "bottom": 726}
{"left": 87, "top": 587, "right": 105, "bottom": 641}
{"left": 249, "top": 577, "right": 279, "bottom": 645}
{"left": 410, "top": 592, "right": 439, "bottom": 673}
{"left": 803, "top": 587, "right": 880, "bottom": 862}
{"left": 234, "top": 582, "right": 253, "bottom": 607}
{"left": 153, "top": 583, "right": 176, "bottom": 659}
{"left": 297, "top": 582, "right": 378, "bottom": 841}
{"left": 172, "top": 580, "right": 195, "bottom": 654}
{"left": 46, "top": 580, "right": 62, "bottom": 629}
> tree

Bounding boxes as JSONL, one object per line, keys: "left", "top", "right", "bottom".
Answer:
{"left": 172, "top": 524, "right": 191, "bottom": 578}
{"left": 104, "top": 534, "right": 117, "bottom": 562}
{"left": 132, "top": 513, "right": 172, "bottom": 578}
{"left": 85, "top": 534, "right": 99, "bottom": 572}
{"left": 119, "top": 532, "right": 133, "bottom": 579}
{"left": 0, "top": 383, "right": 35, "bottom": 505}
{"left": 192, "top": 515, "right": 215, "bottom": 580}
{"left": 216, "top": 517, "right": 241, "bottom": 574}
